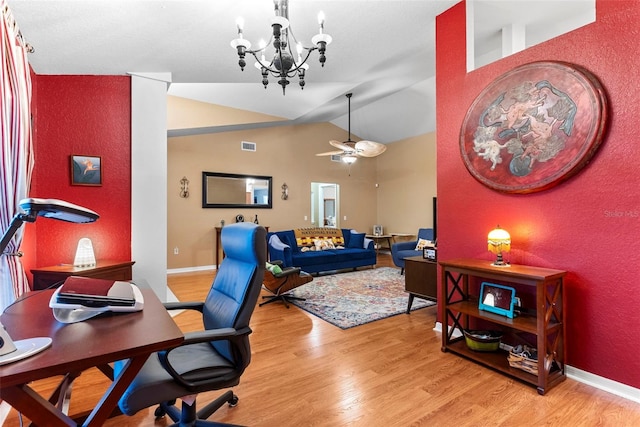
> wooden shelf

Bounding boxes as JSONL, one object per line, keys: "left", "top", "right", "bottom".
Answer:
{"left": 440, "top": 258, "right": 567, "bottom": 395}
{"left": 446, "top": 300, "right": 541, "bottom": 334}
{"left": 445, "top": 339, "right": 537, "bottom": 385}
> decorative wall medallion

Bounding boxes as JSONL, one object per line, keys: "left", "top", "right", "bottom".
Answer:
{"left": 460, "top": 61, "right": 607, "bottom": 194}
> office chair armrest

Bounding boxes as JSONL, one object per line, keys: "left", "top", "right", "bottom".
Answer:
{"left": 163, "top": 301, "right": 205, "bottom": 312}
{"left": 181, "top": 327, "right": 251, "bottom": 345}
{"left": 270, "top": 260, "right": 284, "bottom": 266}
{"left": 158, "top": 326, "right": 253, "bottom": 389}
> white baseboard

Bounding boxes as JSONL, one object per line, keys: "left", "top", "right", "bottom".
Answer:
{"left": 566, "top": 366, "right": 640, "bottom": 403}
{"left": 433, "top": 322, "right": 640, "bottom": 403}
{"left": 167, "top": 265, "right": 216, "bottom": 275}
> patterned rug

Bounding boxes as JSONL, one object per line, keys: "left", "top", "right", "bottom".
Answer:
{"left": 290, "top": 267, "right": 436, "bottom": 329}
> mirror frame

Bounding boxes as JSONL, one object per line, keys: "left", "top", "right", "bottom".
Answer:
{"left": 202, "top": 171, "right": 273, "bottom": 209}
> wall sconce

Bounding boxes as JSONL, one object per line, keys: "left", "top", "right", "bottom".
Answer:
{"left": 73, "top": 237, "right": 96, "bottom": 267}
{"left": 281, "top": 182, "right": 289, "bottom": 200}
{"left": 487, "top": 225, "right": 511, "bottom": 267}
{"left": 180, "top": 176, "right": 189, "bottom": 198}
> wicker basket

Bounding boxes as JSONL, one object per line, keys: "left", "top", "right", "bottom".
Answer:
{"left": 507, "top": 349, "right": 538, "bottom": 375}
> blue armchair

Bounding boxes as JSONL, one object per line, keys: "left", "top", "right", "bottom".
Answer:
{"left": 391, "top": 228, "right": 434, "bottom": 274}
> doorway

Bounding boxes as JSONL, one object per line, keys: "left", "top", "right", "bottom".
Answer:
{"left": 311, "top": 182, "right": 339, "bottom": 228}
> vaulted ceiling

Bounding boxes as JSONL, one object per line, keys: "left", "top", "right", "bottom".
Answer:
{"left": 10, "top": 0, "right": 594, "bottom": 144}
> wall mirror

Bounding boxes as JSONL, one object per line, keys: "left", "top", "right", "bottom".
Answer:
{"left": 202, "top": 172, "right": 272, "bottom": 208}
{"left": 311, "top": 182, "right": 339, "bottom": 227}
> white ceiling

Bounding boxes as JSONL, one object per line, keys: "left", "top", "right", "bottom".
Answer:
{"left": 9, "top": 0, "right": 594, "bottom": 144}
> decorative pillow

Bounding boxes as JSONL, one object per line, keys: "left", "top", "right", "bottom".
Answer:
{"left": 415, "top": 238, "right": 433, "bottom": 251}
{"left": 314, "top": 238, "right": 335, "bottom": 250}
{"left": 265, "top": 262, "right": 283, "bottom": 275}
{"left": 348, "top": 232, "right": 365, "bottom": 248}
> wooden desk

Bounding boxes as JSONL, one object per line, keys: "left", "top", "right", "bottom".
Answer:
{"left": 31, "top": 260, "right": 135, "bottom": 290}
{"left": 404, "top": 255, "right": 438, "bottom": 313}
{"left": 0, "top": 285, "right": 183, "bottom": 426}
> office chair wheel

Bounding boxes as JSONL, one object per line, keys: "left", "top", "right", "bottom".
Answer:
{"left": 154, "top": 399, "right": 176, "bottom": 418}
{"left": 229, "top": 394, "right": 239, "bottom": 407}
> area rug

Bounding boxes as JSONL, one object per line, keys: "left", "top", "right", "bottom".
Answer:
{"left": 289, "top": 267, "right": 435, "bottom": 329}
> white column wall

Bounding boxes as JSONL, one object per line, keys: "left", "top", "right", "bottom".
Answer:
{"left": 130, "top": 73, "right": 170, "bottom": 300}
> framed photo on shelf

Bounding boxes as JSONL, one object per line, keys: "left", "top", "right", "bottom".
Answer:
{"left": 373, "top": 225, "right": 383, "bottom": 236}
{"left": 71, "top": 155, "right": 102, "bottom": 186}
{"left": 423, "top": 246, "right": 437, "bottom": 261}
{"left": 478, "top": 282, "right": 517, "bottom": 318}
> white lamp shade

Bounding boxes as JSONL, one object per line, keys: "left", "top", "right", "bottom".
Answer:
{"left": 73, "top": 237, "right": 96, "bottom": 267}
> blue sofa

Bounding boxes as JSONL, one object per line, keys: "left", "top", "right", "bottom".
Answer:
{"left": 391, "top": 228, "right": 435, "bottom": 274}
{"left": 267, "top": 228, "right": 376, "bottom": 274}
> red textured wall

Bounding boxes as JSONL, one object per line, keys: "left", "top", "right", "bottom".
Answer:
{"left": 23, "top": 75, "right": 131, "bottom": 276}
{"left": 436, "top": 1, "right": 640, "bottom": 388}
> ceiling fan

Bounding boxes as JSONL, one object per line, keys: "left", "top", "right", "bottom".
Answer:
{"left": 316, "top": 93, "right": 387, "bottom": 163}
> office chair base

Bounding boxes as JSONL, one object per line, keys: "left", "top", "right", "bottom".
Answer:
{"left": 259, "top": 294, "right": 305, "bottom": 309}
{"left": 155, "top": 391, "right": 245, "bottom": 427}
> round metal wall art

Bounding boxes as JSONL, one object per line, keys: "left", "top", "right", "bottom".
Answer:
{"left": 459, "top": 61, "right": 608, "bottom": 194}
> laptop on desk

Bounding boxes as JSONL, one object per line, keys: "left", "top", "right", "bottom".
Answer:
{"left": 56, "top": 276, "right": 136, "bottom": 307}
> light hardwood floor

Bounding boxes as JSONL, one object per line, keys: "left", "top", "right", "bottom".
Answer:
{"left": 4, "top": 254, "right": 640, "bottom": 426}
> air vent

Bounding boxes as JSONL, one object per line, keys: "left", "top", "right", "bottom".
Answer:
{"left": 330, "top": 154, "right": 342, "bottom": 162}
{"left": 241, "top": 141, "right": 256, "bottom": 152}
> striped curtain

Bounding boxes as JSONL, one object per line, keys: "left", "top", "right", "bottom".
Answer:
{"left": 0, "top": 1, "right": 33, "bottom": 312}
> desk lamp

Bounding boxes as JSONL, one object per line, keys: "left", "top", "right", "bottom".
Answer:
{"left": 0, "top": 198, "right": 99, "bottom": 364}
{"left": 487, "top": 225, "right": 511, "bottom": 267}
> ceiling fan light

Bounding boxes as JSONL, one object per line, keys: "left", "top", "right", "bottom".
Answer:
{"left": 342, "top": 155, "right": 357, "bottom": 164}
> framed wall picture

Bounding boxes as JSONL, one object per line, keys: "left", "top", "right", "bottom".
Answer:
{"left": 459, "top": 61, "right": 608, "bottom": 194}
{"left": 71, "top": 155, "right": 102, "bottom": 186}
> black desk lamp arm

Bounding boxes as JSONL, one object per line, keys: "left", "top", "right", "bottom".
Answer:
{"left": 0, "top": 212, "right": 36, "bottom": 255}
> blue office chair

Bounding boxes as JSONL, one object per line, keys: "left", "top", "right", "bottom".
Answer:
{"left": 115, "top": 222, "right": 266, "bottom": 426}
{"left": 391, "top": 228, "right": 434, "bottom": 274}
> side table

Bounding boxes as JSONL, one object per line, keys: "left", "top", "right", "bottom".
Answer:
{"left": 365, "top": 234, "right": 393, "bottom": 254}
{"left": 404, "top": 255, "right": 437, "bottom": 313}
{"left": 31, "top": 260, "right": 135, "bottom": 290}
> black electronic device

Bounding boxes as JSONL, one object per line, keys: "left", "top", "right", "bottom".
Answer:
{"left": 423, "top": 246, "right": 437, "bottom": 261}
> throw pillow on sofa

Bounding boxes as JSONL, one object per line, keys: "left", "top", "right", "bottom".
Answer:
{"left": 348, "top": 232, "right": 365, "bottom": 248}
{"left": 314, "top": 238, "right": 336, "bottom": 250}
{"left": 415, "top": 238, "right": 433, "bottom": 250}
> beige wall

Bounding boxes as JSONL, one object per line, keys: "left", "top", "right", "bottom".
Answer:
{"left": 167, "top": 97, "right": 436, "bottom": 270}
{"left": 168, "top": 122, "right": 378, "bottom": 269}
{"left": 375, "top": 133, "right": 437, "bottom": 236}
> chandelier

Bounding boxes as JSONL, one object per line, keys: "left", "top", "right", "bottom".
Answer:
{"left": 230, "top": 0, "right": 332, "bottom": 95}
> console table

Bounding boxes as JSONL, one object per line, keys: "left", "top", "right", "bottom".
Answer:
{"left": 31, "top": 260, "right": 135, "bottom": 290}
{"left": 439, "top": 258, "right": 566, "bottom": 395}
{"left": 404, "top": 255, "right": 437, "bottom": 313}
